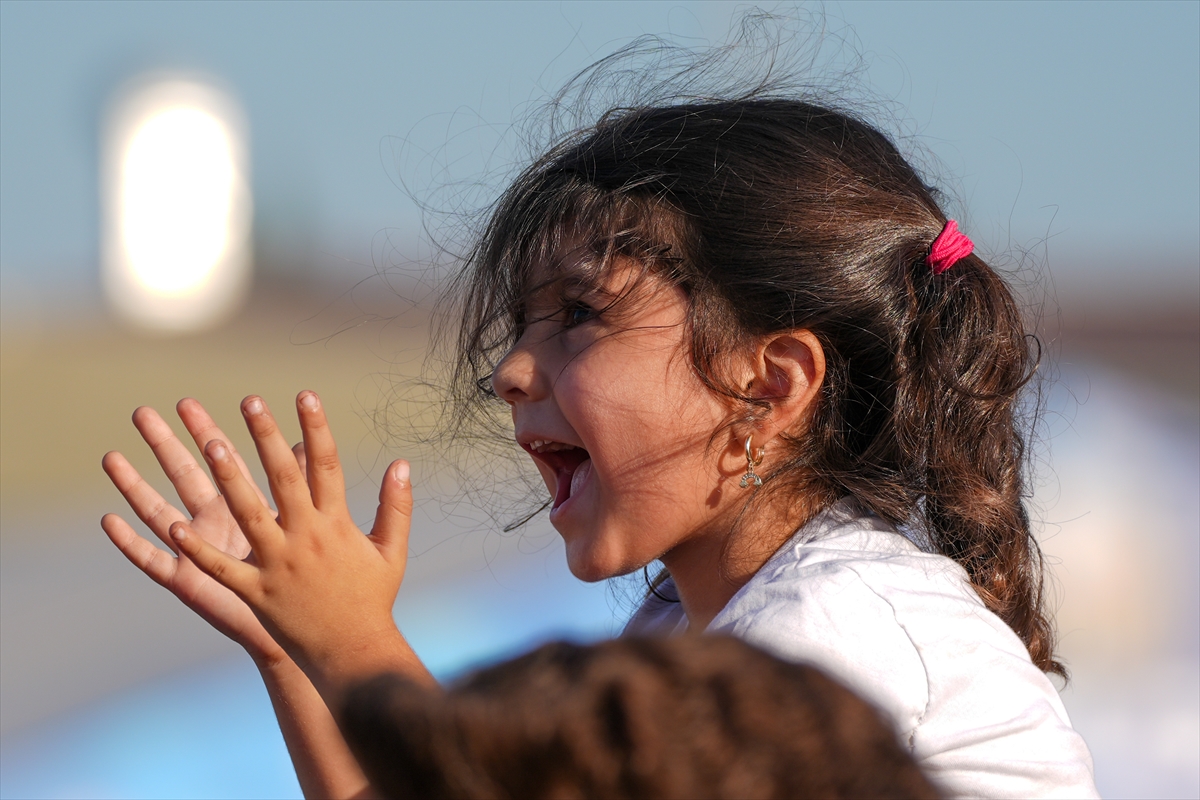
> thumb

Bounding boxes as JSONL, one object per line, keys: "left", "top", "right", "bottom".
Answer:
{"left": 370, "top": 460, "right": 412, "bottom": 562}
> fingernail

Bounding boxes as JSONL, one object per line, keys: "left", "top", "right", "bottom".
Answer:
{"left": 170, "top": 524, "right": 187, "bottom": 543}
{"left": 393, "top": 461, "right": 410, "bottom": 483}
{"left": 245, "top": 397, "right": 264, "bottom": 415}
{"left": 300, "top": 392, "right": 319, "bottom": 411}
{"left": 208, "top": 441, "right": 228, "bottom": 461}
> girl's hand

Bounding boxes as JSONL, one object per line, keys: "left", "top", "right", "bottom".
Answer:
{"left": 102, "top": 399, "right": 286, "bottom": 667}
{"left": 168, "top": 392, "right": 417, "bottom": 697}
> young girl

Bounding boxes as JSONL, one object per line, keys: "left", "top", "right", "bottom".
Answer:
{"left": 102, "top": 69, "right": 1098, "bottom": 799}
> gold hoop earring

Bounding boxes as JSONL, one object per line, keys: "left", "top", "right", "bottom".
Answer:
{"left": 739, "top": 435, "right": 764, "bottom": 489}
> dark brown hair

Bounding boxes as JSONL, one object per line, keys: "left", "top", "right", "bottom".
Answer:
{"left": 341, "top": 636, "right": 940, "bottom": 799}
{"left": 444, "top": 92, "right": 1061, "bottom": 676}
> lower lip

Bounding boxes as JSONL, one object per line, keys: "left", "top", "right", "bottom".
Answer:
{"left": 550, "top": 458, "right": 592, "bottom": 521}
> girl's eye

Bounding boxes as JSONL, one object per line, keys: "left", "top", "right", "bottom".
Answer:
{"left": 561, "top": 300, "right": 596, "bottom": 329}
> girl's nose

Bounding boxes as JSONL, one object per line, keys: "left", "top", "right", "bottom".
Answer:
{"left": 491, "top": 341, "right": 548, "bottom": 404}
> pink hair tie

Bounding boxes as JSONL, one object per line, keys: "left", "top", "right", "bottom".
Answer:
{"left": 927, "top": 219, "right": 974, "bottom": 275}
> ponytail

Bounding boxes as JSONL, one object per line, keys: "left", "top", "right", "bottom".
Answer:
{"left": 897, "top": 250, "right": 1061, "bottom": 675}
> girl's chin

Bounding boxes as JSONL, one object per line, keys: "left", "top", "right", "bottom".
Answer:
{"left": 559, "top": 535, "right": 628, "bottom": 584}
{"left": 565, "top": 559, "right": 622, "bottom": 584}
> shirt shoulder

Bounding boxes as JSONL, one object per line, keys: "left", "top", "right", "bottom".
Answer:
{"left": 709, "top": 534, "right": 937, "bottom": 737}
{"left": 707, "top": 505, "right": 1098, "bottom": 798}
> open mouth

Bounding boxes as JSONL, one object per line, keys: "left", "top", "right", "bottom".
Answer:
{"left": 524, "top": 439, "right": 592, "bottom": 510}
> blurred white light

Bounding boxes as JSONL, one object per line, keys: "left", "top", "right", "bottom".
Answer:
{"left": 102, "top": 77, "right": 251, "bottom": 332}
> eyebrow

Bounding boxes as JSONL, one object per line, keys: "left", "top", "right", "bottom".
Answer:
{"left": 525, "top": 272, "right": 612, "bottom": 307}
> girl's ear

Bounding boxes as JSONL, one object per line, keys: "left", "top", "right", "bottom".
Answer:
{"left": 746, "top": 331, "right": 826, "bottom": 442}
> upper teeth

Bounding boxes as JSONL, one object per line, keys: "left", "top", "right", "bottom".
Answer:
{"left": 529, "top": 439, "right": 575, "bottom": 453}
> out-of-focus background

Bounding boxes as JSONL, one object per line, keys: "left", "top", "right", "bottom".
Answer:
{"left": 1, "top": 2, "right": 1196, "bottom": 797}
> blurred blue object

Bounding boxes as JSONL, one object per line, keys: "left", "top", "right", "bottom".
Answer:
{"left": 0, "top": 548, "right": 617, "bottom": 800}
{"left": 0, "top": 659, "right": 299, "bottom": 800}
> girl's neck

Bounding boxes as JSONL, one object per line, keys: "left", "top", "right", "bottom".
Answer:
{"left": 661, "top": 495, "right": 818, "bottom": 630}
{"left": 659, "top": 535, "right": 741, "bottom": 630}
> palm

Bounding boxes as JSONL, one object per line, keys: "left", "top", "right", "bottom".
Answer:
{"left": 165, "top": 494, "right": 272, "bottom": 649}
{"left": 102, "top": 401, "right": 282, "bottom": 661}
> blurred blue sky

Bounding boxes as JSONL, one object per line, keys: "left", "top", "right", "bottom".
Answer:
{"left": 1, "top": 1, "right": 1197, "bottom": 303}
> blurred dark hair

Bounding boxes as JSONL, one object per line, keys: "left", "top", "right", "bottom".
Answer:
{"left": 341, "top": 636, "right": 940, "bottom": 799}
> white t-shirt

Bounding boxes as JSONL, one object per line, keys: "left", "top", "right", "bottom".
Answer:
{"left": 625, "top": 500, "right": 1098, "bottom": 799}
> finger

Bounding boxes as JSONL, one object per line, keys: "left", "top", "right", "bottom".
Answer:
{"left": 241, "top": 396, "right": 313, "bottom": 520}
{"left": 292, "top": 442, "right": 308, "bottom": 478}
{"left": 170, "top": 520, "right": 258, "bottom": 596}
{"left": 102, "top": 450, "right": 187, "bottom": 548}
{"left": 204, "top": 438, "right": 285, "bottom": 557}
{"left": 296, "top": 391, "right": 346, "bottom": 513}
{"left": 177, "top": 398, "right": 271, "bottom": 507}
{"left": 131, "top": 406, "right": 219, "bottom": 517}
{"left": 369, "top": 460, "right": 412, "bottom": 562}
{"left": 102, "top": 513, "right": 178, "bottom": 586}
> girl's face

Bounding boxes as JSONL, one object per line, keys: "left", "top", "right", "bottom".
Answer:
{"left": 491, "top": 257, "right": 746, "bottom": 582}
